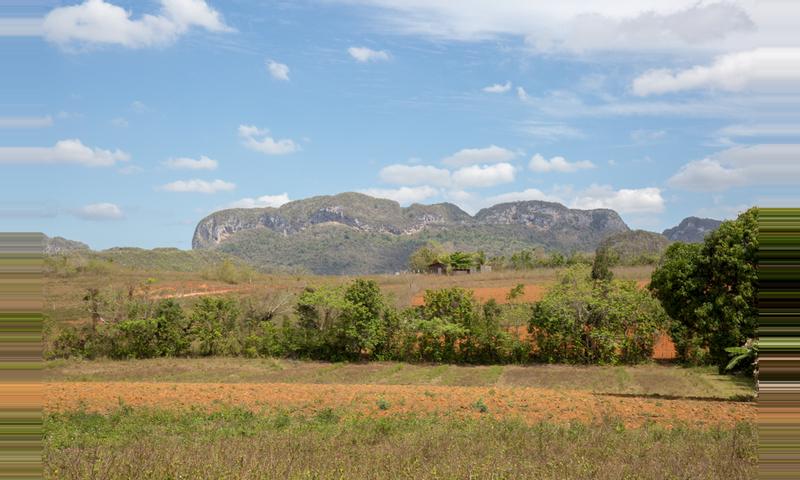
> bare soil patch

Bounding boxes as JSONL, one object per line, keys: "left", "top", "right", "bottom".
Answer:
{"left": 45, "top": 381, "right": 753, "bottom": 429}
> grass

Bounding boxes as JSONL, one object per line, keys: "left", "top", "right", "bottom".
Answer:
{"left": 45, "top": 358, "right": 755, "bottom": 401}
{"left": 44, "top": 406, "right": 756, "bottom": 480}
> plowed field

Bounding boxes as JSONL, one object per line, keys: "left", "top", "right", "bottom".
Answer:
{"left": 45, "top": 381, "right": 753, "bottom": 429}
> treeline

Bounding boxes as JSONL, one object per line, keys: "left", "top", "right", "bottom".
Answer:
{"left": 408, "top": 241, "right": 594, "bottom": 272}
{"left": 47, "top": 266, "right": 667, "bottom": 365}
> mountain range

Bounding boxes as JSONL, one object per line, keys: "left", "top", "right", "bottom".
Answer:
{"left": 191, "top": 192, "right": 630, "bottom": 274}
{"left": 44, "top": 192, "right": 723, "bottom": 275}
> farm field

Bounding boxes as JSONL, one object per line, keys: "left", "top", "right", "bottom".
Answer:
{"left": 45, "top": 358, "right": 752, "bottom": 399}
{"left": 43, "top": 260, "right": 757, "bottom": 478}
{"left": 44, "top": 359, "right": 756, "bottom": 479}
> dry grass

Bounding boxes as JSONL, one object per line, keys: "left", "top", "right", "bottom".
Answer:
{"left": 44, "top": 407, "right": 756, "bottom": 480}
{"left": 46, "top": 265, "right": 653, "bottom": 324}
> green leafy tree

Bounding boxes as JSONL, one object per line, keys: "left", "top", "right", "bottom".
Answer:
{"left": 529, "top": 266, "right": 667, "bottom": 364}
{"left": 649, "top": 208, "right": 758, "bottom": 371}
{"left": 191, "top": 297, "right": 241, "bottom": 356}
{"left": 591, "top": 247, "right": 617, "bottom": 281}
{"left": 448, "top": 251, "right": 475, "bottom": 270}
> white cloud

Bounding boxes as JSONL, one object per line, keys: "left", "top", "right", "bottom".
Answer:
{"left": 571, "top": 185, "right": 665, "bottom": 214}
{"left": 668, "top": 144, "right": 800, "bottom": 191}
{"left": 118, "top": 165, "right": 144, "bottom": 175}
{"left": 164, "top": 155, "right": 218, "bottom": 170}
{"left": 131, "top": 100, "right": 149, "bottom": 113}
{"left": 441, "top": 145, "right": 516, "bottom": 167}
{"left": 348, "top": 46, "right": 390, "bottom": 62}
{"left": 267, "top": 60, "right": 290, "bottom": 81}
{"left": 633, "top": 48, "right": 800, "bottom": 96}
{"left": 227, "top": 193, "right": 290, "bottom": 209}
{"left": 359, "top": 186, "right": 439, "bottom": 205}
{"left": 529, "top": 154, "right": 595, "bottom": 173}
{"left": 159, "top": 179, "right": 236, "bottom": 193}
{"left": 483, "top": 81, "right": 511, "bottom": 93}
{"left": 379, "top": 164, "right": 451, "bottom": 187}
{"left": 452, "top": 163, "right": 515, "bottom": 188}
{"left": 0, "top": 116, "right": 53, "bottom": 128}
{"left": 717, "top": 124, "right": 800, "bottom": 137}
{"left": 42, "top": 0, "right": 233, "bottom": 49}
{"left": 336, "top": 1, "right": 761, "bottom": 53}
{"left": 238, "top": 124, "right": 299, "bottom": 155}
{"left": 518, "top": 121, "right": 584, "bottom": 141}
{"left": 485, "top": 188, "right": 558, "bottom": 205}
{"left": 516, "top": 86, "right": 529, "bottom": 101}
{"left": 74, "top": 202, "right": 124, "bottom": 220}
{"left": 0, "top": 139, "right": 129, "bottom": 167}
{"left": 630, "top": 129, "right": 666, "bottom": 143}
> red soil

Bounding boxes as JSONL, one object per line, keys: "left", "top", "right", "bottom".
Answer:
{"left": 44, "top": 381, "right": 753, "bottom": 429}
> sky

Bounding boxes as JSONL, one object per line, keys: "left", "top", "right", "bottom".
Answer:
{"left": 1, "top": 0, "right": 799, "bottom": 250}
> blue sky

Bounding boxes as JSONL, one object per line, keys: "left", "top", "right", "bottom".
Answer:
{"left": 1, "top": 0, "right": 799, "bottom": 249}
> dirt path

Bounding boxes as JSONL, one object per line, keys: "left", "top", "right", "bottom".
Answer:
{"left": 152, "top": 288, "right": 243, "bottom": 300}
{"left": 45, "top": 382, "right": 753, "bottom": 429}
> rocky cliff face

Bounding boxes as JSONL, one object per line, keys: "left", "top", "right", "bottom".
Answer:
{"left": 193, "top": 193, "right": 474, "bottom": 249}
{"left": 192, "top": 192, "right": 631, "bottom": 274}
{"left": 44, "top": 235, "right": 90, "bottom": 254}
{"left": 662, "top": 217, "right": 722, "bottom": 243}
{"left": 474, "top": 201, "right": 628, "bottom": 235}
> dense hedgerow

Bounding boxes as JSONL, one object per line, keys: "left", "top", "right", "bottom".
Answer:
{"left": 46, "top": 267, "right": 668, "bottom": 365}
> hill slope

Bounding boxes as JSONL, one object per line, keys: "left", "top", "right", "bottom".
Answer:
{"left": 194, "top": 192, "right": 630, "bottom": 275}
{"left": 598, "top": 230, "right": 671, "bottom": 265}
{"left": 44, "top": 235, "right": 90, "bottom": 254}
{"left": 662, "top": 217, "right": 722, "bottom": 243}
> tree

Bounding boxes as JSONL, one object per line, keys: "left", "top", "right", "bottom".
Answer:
{"left": 529, "top": 266, "right": 667, "bottom": 364}
{"left": 591, "top": 247, "right": 616, "bottom": 281}
{"left": 448, "top": 251, "right": 474, "bottom": 270}
{"left": 408, "top": 241, "right": 448, "bottom": 272}
{"left": 340, "top": 279, "right": 387, "bottom": 358}
{"left": 191, "top": 297, "right": 241, "bottom": 356}
{"left": 649, "top": 208, "right": 758, "bottom": 371}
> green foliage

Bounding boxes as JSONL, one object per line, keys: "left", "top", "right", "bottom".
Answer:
{"left": 408, "top": 241, "right": 448, "bottom": 272}
{"left": 725, "top": 339, "right": 757, "bottom": 375}
{"left": 649, "top": 208, "right": 758, "bottom": 371}
{"left": 506, "top": 284, "right": 525, "bottom": 302}
{"left": 591, "top": 247, "right": 616, "bottom": 281}
{"left": 191, "top": 297, "right": 242, "bottom": 356}
{"left": 529, "top": 266, "right": 667, "bottom": 364}
{"left": 448, "top": 251, "right": 475, "bottom": 270}
{"left": 598, "top": 230, "right": 671, "bottom": 266}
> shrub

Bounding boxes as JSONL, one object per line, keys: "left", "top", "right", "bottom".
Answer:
{"left": 529, "top": 266, "right": 667, "bottom": 364}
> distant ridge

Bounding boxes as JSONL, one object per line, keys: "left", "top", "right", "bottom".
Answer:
{"left": 193, "top": 192, "right": 630, "bottom": 275}
{"left": 662, "top": 216, "right": 722, "bottom": 243}
{"left": 44, "top": 235, "right": 90, "bottom": 254}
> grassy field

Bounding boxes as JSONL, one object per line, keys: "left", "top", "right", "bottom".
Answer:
{"left": 44, "top": 358, "right": 756, "bottom": 479}
{"left": 45, "top": 407, "right": 755, "bottom": 480}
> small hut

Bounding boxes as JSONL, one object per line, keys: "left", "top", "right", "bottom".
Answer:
{"left": 427, "top": 261, "right": 448, "bottom": 275}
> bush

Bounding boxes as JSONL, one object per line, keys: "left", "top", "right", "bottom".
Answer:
{"left": 529, "top": 266, "right": 667, "bottom": 364}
